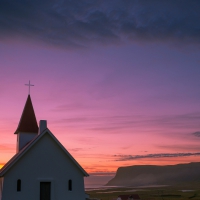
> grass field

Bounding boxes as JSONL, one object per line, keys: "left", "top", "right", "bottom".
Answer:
{"left": 86, "top": 185, "right": 200, "bottom": 200}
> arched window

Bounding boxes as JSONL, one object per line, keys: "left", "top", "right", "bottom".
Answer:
{"left": 68, "top": 179, "right": 72, "bottom": 191}
{"left": 17, "top": 179, "right": 21, "bottom": 191}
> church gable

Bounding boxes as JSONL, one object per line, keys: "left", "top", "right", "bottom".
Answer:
{"left": 0, "top": 129, "right": 88, "bottom": 177}
{"left": 26, "top": 130, "right": 88, "bottom": 177}
{"left": 13, "top": 132, "right": 81, "bottom": 177}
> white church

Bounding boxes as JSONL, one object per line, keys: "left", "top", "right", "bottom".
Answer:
{"left": 0, "top": 94, "right": 89, "bottom": 200}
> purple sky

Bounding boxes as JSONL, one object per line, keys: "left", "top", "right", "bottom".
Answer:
{"left": 1, "top": 0, "right": 200, "bottom": 186}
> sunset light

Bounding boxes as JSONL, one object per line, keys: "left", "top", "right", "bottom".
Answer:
{"left": 1, "top": 0, "right": 200, "bottom": 189}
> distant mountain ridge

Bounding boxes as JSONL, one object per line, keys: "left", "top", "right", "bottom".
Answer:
{"left": 106, "top": 162, "right": 200, "bottom": 187}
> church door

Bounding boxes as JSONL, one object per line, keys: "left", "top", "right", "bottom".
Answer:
{"left": 40, "top": 182, "right": 51, "bottom": 200}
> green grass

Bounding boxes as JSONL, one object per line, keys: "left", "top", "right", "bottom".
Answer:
{"left": 86, "top": 186, "right": 200, "bottom": 200}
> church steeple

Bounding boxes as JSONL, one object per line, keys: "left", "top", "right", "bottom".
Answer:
{"left": 14, "top": 95, "right": 38, "bottom": 134}
{"left": 15, "top": 95, "right": 38, "bottom": 153}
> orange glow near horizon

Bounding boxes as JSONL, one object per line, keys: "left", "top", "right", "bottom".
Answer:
{"left": 1, "top": 114, "right": 200, "bottom": 174}
{"left": 1, "top": 148, "right": 200, "bottom": 173}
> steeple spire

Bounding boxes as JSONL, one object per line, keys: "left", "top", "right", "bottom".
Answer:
{"left": 14, "top": 95, "right": 38, "bottom": 134}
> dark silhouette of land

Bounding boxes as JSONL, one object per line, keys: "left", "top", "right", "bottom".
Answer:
{"left": 106, "top": 162, "right": 200, "bottom": 187}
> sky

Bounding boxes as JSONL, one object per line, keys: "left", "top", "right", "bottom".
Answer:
{"left": 1, "top": 0, "right": 200, "bottom": 186}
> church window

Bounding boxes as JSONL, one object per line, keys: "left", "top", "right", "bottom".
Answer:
{"left": 17, "top": 179, "right": 21, "bottom": 191}
{"left": 68, "top": 179, "right": 72, "bottom": 191}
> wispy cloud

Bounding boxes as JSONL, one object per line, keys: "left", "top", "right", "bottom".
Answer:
{"left": 52, "top": 102, "right": 96, "bottom": 112}
{"left": 0, "top": 0, "right": 200, "bottom": 48}
{"left": 157, "top": 144, "right": 200, "bottom": 152}
{"left": 51, "top": 112, "right": 200, "bottom": 134}
{"left": 114, "top": 152, "right": 200, "bottom": 161}
{"left": 193, "top": 131, "right": 200, "bottom": 137}
{"left": 68, "top": 148, "right": 84, "bottom": 152}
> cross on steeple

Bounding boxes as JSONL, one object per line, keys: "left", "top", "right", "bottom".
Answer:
{"left": 25, "top": 80, "right": 34, "bottom": 95}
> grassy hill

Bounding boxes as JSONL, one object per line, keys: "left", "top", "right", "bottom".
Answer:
{"left": 106, "top": 162, "right": 200, "bottom": 187}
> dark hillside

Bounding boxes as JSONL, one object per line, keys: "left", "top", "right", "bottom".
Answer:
{"left": 106, "top": 162, "right": 200, "bottom": 187}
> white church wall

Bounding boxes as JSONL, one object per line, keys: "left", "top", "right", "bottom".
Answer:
{"left": 2, "top": 133, "right": 85, "bottom": 200}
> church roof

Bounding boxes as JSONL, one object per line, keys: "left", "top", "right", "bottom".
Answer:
{"left": 0, "top": 129, "right": 89, "bottom": 177}
{"left": 14, "top": 95, "right": 38, "bottom": 134}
